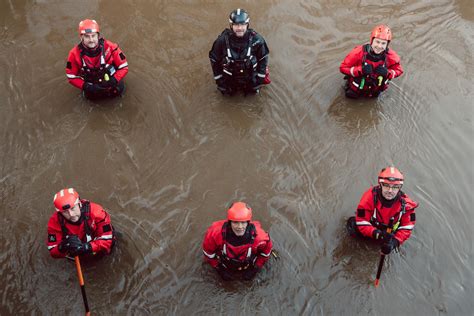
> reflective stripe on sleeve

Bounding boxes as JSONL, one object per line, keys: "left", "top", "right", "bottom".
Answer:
{"left": 95, "top": 234, "right": 113, "bottom": 240}
{"left": 66, "top": 74, "right": 82, "bottom": 79}
{"left": 257, "top": 73, "right": 265, "bottom": 78}
{"left": 48, "top": 245, "right": 57, "bottom": 250}
{"left": 214, "top": 74, "right": 223, "bottom": 80}
{"left": 117, "top": 62, "right": 128, "bottom": 69}
{"left": 397, "top": 225, "right": 414, "bottom": 230}
{"left": 203, "top": 249, "right": 216, "bottom": 259}
{"left": 259, "top": 250, "right": 271, "bottom": 257}
{"left": 350, "top": 66, "right": 355, "bottom": 77}
{"left": 223, "top": 69, "right": 232, "bottom": 76}
{"left": 356, "top": 220, "right": 371, "bottom": 226}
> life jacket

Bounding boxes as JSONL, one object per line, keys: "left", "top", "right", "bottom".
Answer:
{"left": 347, "top": 44, "right": 389, "bottom": 95}
{"left": 57, "top": 200, "right": 93, "bottom": 243}
{"left": 79, "top": 38, "right": 117, "bottom": 84}
{"left": 369, "top": 186, "right": 407, "bottom": 232}
{"left": 222, "top": 30, "right": 258, "bottom": 81}
{"left": 219, "top": 222, "right": 257, "bottom": 271}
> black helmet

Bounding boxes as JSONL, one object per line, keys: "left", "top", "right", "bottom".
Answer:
{"left": 229, "top": 8, "right": 250, "bottom": 24}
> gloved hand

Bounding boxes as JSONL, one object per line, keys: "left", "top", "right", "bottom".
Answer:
{"left": 215, "top": 77, "right": 226, "bottom": 89}
{"left": 361, "top": 63, "right": 373, "bottom": 76}
{"left": 216, "top": 263, "right": 232, "bottom": 281}
{"left": 68, "top": 241, "right": 92, "bottom": 257}
{"left": 381, "top": 237, "right": 400, "bottom": 255}
{"left": 100, "top": 76, "right": 118, "bottom": 88}
{"left": 255, "top": 76, "right": 265, "bottom": 86}
{"left": 374, "top": 65, "right": 388, "bottom": 78}
{"left": 372, "top": 229, "right": 393, "bottom": 242}
{"left": 216, "top": 78, "right": 231, "bottom": 95}
{"left": 83, "top": 82, "right": 106, "bottom": 94}
{"left": 58, "top": 235, "right": 83, "bottom": 253}
{"left": 242, "top": 265, "right": 260, "bottom": 281}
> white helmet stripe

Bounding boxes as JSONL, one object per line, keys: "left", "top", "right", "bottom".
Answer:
{"left": 60, "top": 190, "right": 65, "bottom": 197}
{"left": 237, "top": 8, "right": 241, "bottom": 15}
{"left": 390, "top": 167, "right": 395, "bottom": 174}
{"left": 68, "top": 188, "right": 74, "bottom": 194}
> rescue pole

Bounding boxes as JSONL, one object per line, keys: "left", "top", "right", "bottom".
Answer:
{"left": 74, "top": 256, "right": 91, "bottom": 315}
{"left": 374, "top": 218, "right": 393, "bottom": 287}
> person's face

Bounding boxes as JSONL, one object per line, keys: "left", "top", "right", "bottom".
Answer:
{"left": 61, "top": 203, "right": 81, "bottom": 222}
{"left": 230, "top": 221, "right": 248, "bottom": 236}
{"left": 380, "top": 183, "right": 402, "bottom": 200}
{"left": 81, "top": 32, "right": 99, "bottom": 49}
{"left": 231, "top": 23, "right": 248, "bottom": 37}
{"left": 371, "top": 38, "right": 388, "bottom": 54}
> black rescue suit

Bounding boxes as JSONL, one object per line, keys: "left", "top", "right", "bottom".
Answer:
{"left": 209, "top": 29, "right": 269, "bottom": 94}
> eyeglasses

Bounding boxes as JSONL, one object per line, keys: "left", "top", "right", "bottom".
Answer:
{"left": 381, "top": 183, "right": 402, "bottom": 190}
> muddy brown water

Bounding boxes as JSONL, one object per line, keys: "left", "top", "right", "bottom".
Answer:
{"left": 0, "top": 0, "right": 473, "bottom": 314}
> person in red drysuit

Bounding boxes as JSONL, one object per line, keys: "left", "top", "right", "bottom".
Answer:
{"left": 346, "top": 167, "right": 418, "bottom": 255}
{"left": 66, "top": 19, "right": 128, "bottom": 99}
{"left": 47, "top": 188, "right": 115, "bottom": 259}
{"left": 340, "top": 25, "right": 403, "bottom": 98}
{"left": 203, "top": 202, "right": 273, "bottom": 280}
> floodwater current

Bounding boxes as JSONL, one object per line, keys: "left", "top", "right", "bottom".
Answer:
{"left": 0, "top": 0, "right": 473, "bottom": 315}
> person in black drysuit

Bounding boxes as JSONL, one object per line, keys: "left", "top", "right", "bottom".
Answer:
{"left": 209, "top": 8, "right": 270, "bottom": 95}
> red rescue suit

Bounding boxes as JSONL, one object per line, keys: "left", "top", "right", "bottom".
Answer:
{"left": 355, "top": 186, "right": 418, "bottom": 244}
{"left": 66, "top": 38, "right": 128, "bottom": 90}
{"left": 340, "top": 44, "right": 403, "bottom": 97}
{"left": 47, "top": 200, "right": 114, "bottom": 258}
{"left": 202, "top": 220, "right": 272, "bottom": 270}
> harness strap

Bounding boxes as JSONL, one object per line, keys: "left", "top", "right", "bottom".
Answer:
{"left": 79, "top": 39, "right": 118, "bottom": 72}
{"left": 57, "top": 201, "right": 93, "bottom": 243}
{"left": 223, "top": 32, "right": 255, "bottom": 64}
{"left": 371, "top": 187, "right": 406, "bottom": 231}
{"left": 81, "top": 201, "right": 93, "bottom": 242}
{"left": 57, "top": 212, "right": 69, "bottom": 237}
{"left": 221, "top": 222, "right": 256, "bottom": 261}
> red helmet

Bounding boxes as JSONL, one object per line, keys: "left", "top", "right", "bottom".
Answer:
{"left": 378, "top": 167, "right": 404, "bottom": 185}
{"left": 227, "top": 202, "right": 252, "bottom": 221}
{"left": 370, "top": 24, "right": 392, "bottom": 43}
{"left": 53, "top": 188, "right": 80, "bottom": 212}
{"left": 78, "top": 19, "right": 100, "bottom": 36}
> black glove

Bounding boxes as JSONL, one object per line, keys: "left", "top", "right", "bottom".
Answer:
{"left": 381, "top": 237, "right": 400, "bottom": 255}
{"left": 372, "top": 229, "right": 393, "bottom": 242}
{"left": 374, "top": 65, "right": 388, "bottom": 78}
{"left": 215, "top": 77, "right": 226, "bottom": 88}
{"left": 216, "top": 263, "right": 232, "bottom": 281}
{"left": 68, "top": 241, "right": 92, "bottom": 257}
{"left": 83, "top": 82, "right": 106, "bottom": 94}
{"left": 58, "top": 235, "right": 83, "bottom": 253}
{"left": 100, "top": 76, "right": 118, "bottom": 88}
{"left": 242, "top": 266, "right": 260, "bottom": 281}
{"left": 362, "top": 63, "right": 373, "bottom": 76}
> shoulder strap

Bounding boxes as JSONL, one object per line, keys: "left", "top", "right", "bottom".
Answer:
{"left": 248, "top": 223, "right": 256, "bottom": 243}
{"left": 246, "top": 32, "right": 254, "bottom": 57}
{"left": 224, "top": 33, "right": 232, "bottom": 58}
{"left": 57, "top": 212, "right": 69, "bottom": 238}
{"left": 81, "top": 201, "right": 93, "bottom": 241}
{"left": 221, "top": 221, "right": 228, "bottom": 241}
